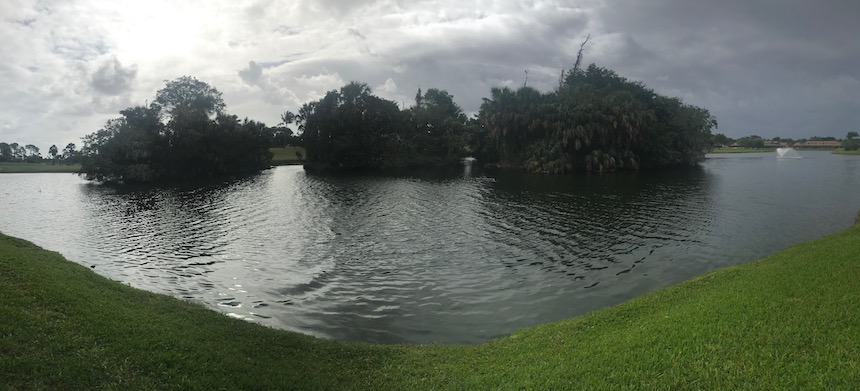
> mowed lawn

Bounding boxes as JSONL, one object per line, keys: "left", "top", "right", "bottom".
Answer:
{"left": 0, "top": 162, "right": 81, "bottom": 173}
{"left": 270, "top": 146, "right": 305, "bottom": 165}
{"left": 709, "top": 147, "right": 776, "bottom": 154}
{"left": 2, "top": 218, "right": 860, "bottom": 389}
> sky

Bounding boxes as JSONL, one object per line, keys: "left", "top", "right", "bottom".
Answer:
{"left": 1, "top": 0, "right": 859, "bottom": 151}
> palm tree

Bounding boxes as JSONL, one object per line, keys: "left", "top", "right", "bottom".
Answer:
{"left": 278, "top": 110, "right": 296, "bottom": 147}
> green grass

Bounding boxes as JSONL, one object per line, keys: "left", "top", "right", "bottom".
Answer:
{"left": 270, "top": 146, "right": 305, "bottom": 165}
{"left": 833, "top": 148, "right": 860, "bottom": 155}
{"left": 3, "top": 221, "right": 860, "bottom": 389}
{"left": 709, "top": 147, "right": 777, "bottom": 154}
{"left": 0, "top": 162, "right": 81, "bottom": 173}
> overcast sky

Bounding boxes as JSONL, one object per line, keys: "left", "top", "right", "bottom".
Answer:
{"left": 2, "top": 0, "right": 859, "bottom": 150}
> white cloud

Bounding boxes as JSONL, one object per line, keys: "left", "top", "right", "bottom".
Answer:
{"left": 91, "top": 56, "right": 138, "bottom": 95}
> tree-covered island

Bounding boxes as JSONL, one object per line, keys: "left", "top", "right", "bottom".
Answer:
{"left": 300, "top": 60, "right": 717, "bottom": 173}
{"left": 298, "top": 82, "right": 477, "bottom": 172}
{"left": 77, "top": 57, "right": 717, "bottom": 182}
{"left": 79, "top": 77, "right": 272, "bottom": 183}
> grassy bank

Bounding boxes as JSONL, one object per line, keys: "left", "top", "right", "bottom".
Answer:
{"left": 833, "top": 148, "right": 860, "bottom": 155}
{"left": 3, "top": 222, "right": 860, "bottom": 389}
{"left": 709, "top": 147, "right": 776, "bottom": 154}
{"left": 0, "top": 162, "right": 81, "bottom": 173}
{"left": 270, "top": 146, "right": 305, "bottom": 165}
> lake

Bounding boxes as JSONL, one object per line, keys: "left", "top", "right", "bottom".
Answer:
{"left": 1, "top": 151, "right": 859, "bottom": 344}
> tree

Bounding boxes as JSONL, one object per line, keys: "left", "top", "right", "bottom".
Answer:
{"left": 62, "top": 143, "right": 78, "bottom": 161}
{"left": 272, "top": 110, "right": 296, "bottom": 147}
{"left": 49, "top": 144, "right": 58, "bottom": 162}
{"left": 155, "top": 75, "right": 225, "bottom": 121}
{"left": 736, "top": 136, "right": 764, "bottom": 149}
{"left": 411, "top": 88, "right": 471, "bottom": 162}
{"left": 843, "top": 132, "right": 860, "bottom": 151}
{"left": 24, "top": 144, "right": 41, "bottom": 162}
{"left": 713, "top": 133, "right": 732, "bottom": 147}
{"left": 299, "top": 81, "right": 414, "bottom": 171}
{"left": 9, "top": 143, "right": 21, "bottom": 160}
{"left": 0, "top": 142, "right": 12, "bottom": 161}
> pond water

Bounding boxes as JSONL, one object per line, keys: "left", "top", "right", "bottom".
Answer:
{"left": 1, "top": 151, "right": 859, "bottom": 344}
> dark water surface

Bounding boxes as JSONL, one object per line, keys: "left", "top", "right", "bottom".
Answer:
{"left": 1, "top": 151, "right": 859, "bottom": 344}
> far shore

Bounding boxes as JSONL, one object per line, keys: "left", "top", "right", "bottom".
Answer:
{"left": 0, "top": 147, "right": 305, "bottom": 174}
{"left": 0, "top": 162, "right": 81, "bottom": 173}
{"left": 833, "top": 148, "right": 860, "bottom": 155}
{"left": 270, "top": 146, "right": 306, "bottom": 166}
{"left": 4, "top": 146, "right": 856, "bottom": 174}
{"left": 709, "top": 147, "right": 776, "bottom": 153}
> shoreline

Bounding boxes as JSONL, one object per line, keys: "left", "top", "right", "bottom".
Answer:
{"left": 0, "top": 162, "right": 81, "bottom": 173}
{"left": 709, "top": 148, "right": 776, "bottom": 154}
{"left": 2, "top": 214, "right": 860, "bottom": 388}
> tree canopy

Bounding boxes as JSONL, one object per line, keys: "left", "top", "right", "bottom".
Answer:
{"left": 735, "top": 135, "right": 765, "bottom": 149}
{"left": 299, "top": 82, "right": 476, "bottom": 171}
{"left": 155, "top": 76, "right": 226, "bottom": 121}
{"left": 79, "top": 77, "right": 271, "bottom": 183}
{"left": 298, "top": 62, "right": 717, "bottom": 173}
{"left": 478, "top": 63, "right": 717, "bottom": 173}
{"left": 844, "top": 131, "right": 860, "bottom": 151}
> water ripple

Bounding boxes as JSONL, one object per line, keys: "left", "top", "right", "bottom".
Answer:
{"left": 2, "top": 154, "right": 860, "bottom": 343}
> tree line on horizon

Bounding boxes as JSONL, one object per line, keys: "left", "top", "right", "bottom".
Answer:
{"left": 713, "top": 133, "right": 859, "bottom": 150}
{"left": 0, "top": 142, "right": 81, "bottom": 164}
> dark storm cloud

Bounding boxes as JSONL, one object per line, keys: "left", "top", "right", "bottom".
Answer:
{"left": 298, "top": 3, "right": 592, "bottom": 114}
{"left": 91, "top": 57, "right": 137, "bottom": 95}
{"left": 239, "top": 61, "right": 264, "bottom": 85}
{"left": 588, "top": 0, "right": 860, "bottom": 137}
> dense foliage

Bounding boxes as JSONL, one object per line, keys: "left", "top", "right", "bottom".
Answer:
{"left": 845, "top": 132, "right": 860, "bottom": 151}
{"left": 479, "top": 64, "right": 718, "bottom": 173}
{"left": 734, "top": 135, "right": 766, "bottom": 149}
{"left": 79, "top": 77, "right": 272, "bottom": 183}
{"left": 299, "top": 82, "right": 476, "bottom": 171}
{"left": 300, "top": 64, "right": 718, "bottom": 173}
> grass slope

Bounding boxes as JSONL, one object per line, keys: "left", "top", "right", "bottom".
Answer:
{"left": 0, "top": 162, "right": 81, "bottom": 173}
{"left": 270, "top": 147, "right": 305, "bottom": 166}
{"left": 2, "top": 222, "right": 860, "bottom": 389}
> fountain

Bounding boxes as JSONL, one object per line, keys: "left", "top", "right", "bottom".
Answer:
{"left": 776, "top": 147, "right": 801, "bottom": 159}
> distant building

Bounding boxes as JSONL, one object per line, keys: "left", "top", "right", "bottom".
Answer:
{"left": 793, "top": 140, "right": 843, "bottom": 149}
{"left": 763, "top": 140, "right": 789, "bottom": 148}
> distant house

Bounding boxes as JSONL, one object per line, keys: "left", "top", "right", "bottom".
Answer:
{"left": 793, "top": 140, "right": 843, "bottom": 149}
{"left": 763, "top": 140, "right": 789, "bottom": 148}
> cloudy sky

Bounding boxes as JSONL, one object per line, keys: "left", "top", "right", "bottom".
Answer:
{"left": 2, "top": 0, "right": 859, "bottom": 150}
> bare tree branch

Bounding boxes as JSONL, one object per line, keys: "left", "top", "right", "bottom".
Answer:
{"left": 572, "top": 34, "right": 591, "bottom": 74}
